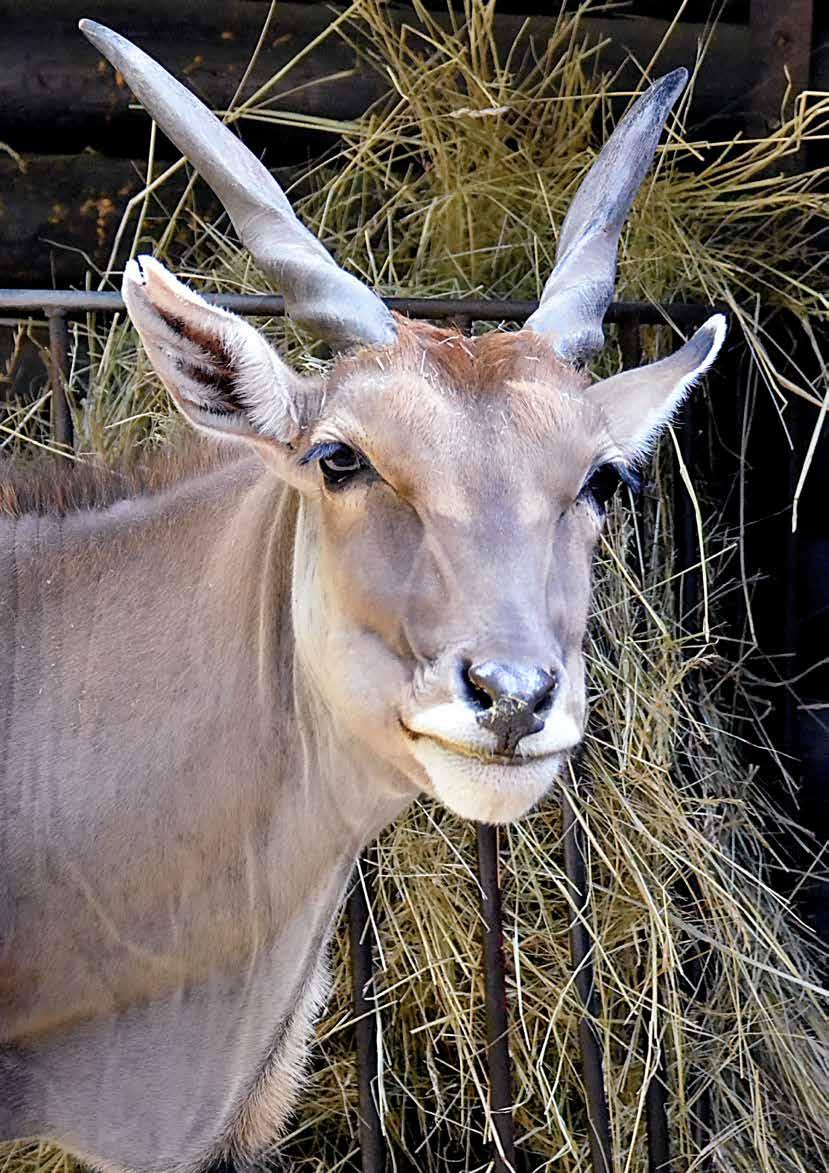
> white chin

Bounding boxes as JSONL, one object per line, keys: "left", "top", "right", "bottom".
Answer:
{"left": 411, "top": 739, "right": 565, "bottom": 825}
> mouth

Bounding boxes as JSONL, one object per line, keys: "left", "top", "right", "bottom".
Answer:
{"left": 401, "top": 723, "right": 556, "bottom": 768}
{"left": 400, "top": 720, "right": 568, "bottom": 824}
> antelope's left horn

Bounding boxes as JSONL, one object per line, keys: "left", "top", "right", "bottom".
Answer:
{"left": 525, "top": 69, "right": 687, "bottom": 364}
{"left": 79, "top": 20, "right": 396, "bottom": 351}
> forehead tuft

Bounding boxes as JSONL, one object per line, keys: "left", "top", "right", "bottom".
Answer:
{"left": 325, "top": 316, "right": 603, "bottom": 456}
{"left": 335, "top": 315, "right": 588, "bottom": 394}
{"left": 312, "top": 317, "right": 614, "bottom": 500}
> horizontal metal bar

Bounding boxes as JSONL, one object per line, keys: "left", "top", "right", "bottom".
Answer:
{"left": 0, "top": 289, "right": 718, "bottom": 327}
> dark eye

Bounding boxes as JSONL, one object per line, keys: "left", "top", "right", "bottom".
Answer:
{"left": 580, "top": 462, "right": 640, "bottom": 513}
{"left": 318, "top": 443, "right": 370, "bottom": 488}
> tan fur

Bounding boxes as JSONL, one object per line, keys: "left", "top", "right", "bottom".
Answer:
{"left": 341, "top": 316, "right": 588, "bottom": 396}
{"left": 0, "top": 432, "right": 233, "bottom": 519}
{"left": 221, "top": 957, "right": 331, "bottom": 1167}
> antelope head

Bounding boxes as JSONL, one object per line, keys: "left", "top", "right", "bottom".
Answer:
{"left": 82, "top": 22, "right": 725, "bottom": 824}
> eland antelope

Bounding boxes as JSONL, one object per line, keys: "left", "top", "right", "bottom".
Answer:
{"left": 0, "top": 20, "right": 725, "bottom": 1173}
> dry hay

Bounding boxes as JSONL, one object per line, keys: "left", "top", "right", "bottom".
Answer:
{"left": 2, "top": 2, "right": 828, "bottom": 1170}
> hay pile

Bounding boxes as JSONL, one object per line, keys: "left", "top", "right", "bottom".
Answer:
{"left": 3, "top": 2, "right": 828, "bottom": 1170}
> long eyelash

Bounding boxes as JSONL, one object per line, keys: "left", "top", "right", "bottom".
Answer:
{"left": 581, "top": 462, "right": 642, "bottom": 497}
{"left": 618, "top": 465, "right": 643, "bottom": 495}
{"left": 299, "top": 441, "right": 349, "bottom": 467}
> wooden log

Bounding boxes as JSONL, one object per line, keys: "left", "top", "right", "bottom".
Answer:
{"left": 0, "top": 155, "right": 143, "bottom": 286}
{"left": 0, "top": 0, "right": 375, "bottom": 161}
{"left": 3, "top": 0, "right": 822, "bottom": 288}
{"left": 749, "top": 0, "right": 814, "bottom": 144}
{"left": 0, "top": 154, "right": 246, "bottom": 287}
{"left": 0, "top": 1, "right": 816, "bottom": 157}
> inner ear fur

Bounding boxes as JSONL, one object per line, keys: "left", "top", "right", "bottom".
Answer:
{"left": 122, "top": 255, "right": 306, "bottom": 448}
{"left": 584, "top": 314, "right": 727, "bottom": 460}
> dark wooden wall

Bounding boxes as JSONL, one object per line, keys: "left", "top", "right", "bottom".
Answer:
{"left": 0, "top": 0, "right": 823, "bottom": 288}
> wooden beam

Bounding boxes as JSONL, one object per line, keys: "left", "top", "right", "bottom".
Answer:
{"left": 748, "top": 0, "right": 815, "bottom": 137}
{"left": 0, "top": 154, "right": 285, "bottom": 287}
{"left": 1, "top": 2, "right": 818, "bottom": 157}
{"left": 0, "top": 155, "right": 150, "bottom": 286}
{"left": 0, "top": 1, "right": 376, "bottom": 160}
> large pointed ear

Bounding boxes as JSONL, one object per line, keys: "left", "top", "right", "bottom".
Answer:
{"left": 583, "top": 315, "right": 727, "bottom": 460}
{"left": 123, "top": 255, "right": 316, "bottom": 462}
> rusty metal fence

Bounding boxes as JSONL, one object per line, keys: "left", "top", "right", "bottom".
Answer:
{"left": 0, "top": 289, "right": 719, "bottom": 1173}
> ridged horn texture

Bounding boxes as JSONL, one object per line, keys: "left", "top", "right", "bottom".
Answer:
{"left": 525, "top": 69, "right": 688, "bottom": 363}
{"left": 79, "top": 20, "right": 397, "bottom": 351}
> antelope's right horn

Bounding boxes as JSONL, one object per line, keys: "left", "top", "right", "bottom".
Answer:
{"left": 79, "top": 20, "right": 397, "bottom": 351}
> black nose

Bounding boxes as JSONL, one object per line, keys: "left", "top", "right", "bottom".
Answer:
{"left": 464, "top": 660, "right": 558, "bottom": 755}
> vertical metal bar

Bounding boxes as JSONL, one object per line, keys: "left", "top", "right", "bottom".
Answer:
{"left": 619, "top": 317, "right": 673, "bottom": 1173}
{"left": 47, "top": 311, "right": 73, "bottom": 449}
{"left": 676, "top": 400, "right": 700, "bottom": 632}
{"left": 348, "top": 851, "right": 385, "bottom": 1173}
{"left": 674, "top": 357, "right": 711, "bottom": 1168}
{"left": 561, "top": 785, "right": 612, "bottom": 1173}
{"left": 646, "top": 1080, "right": 670, "bottom": 1173}
{"left": 621, "top": 315, "right": 649, "bottom": 591}
{"left": 783, "top": 399, "right": 802, "bottom": 759}
{"left": 476, "top": 824, "right": 517, "bottom": 1173}
{"left": 618, "top": 314, "right": 641, "bottom": 373}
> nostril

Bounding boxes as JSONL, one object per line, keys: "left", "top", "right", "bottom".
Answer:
{"left": 462, "top": 660, "right": 559, "bottom": 716}
{"left": 461, "top": 660, "right": 494, "bottom": 711}
{"left": 463, "top": 659, "right": 560, "bottom": 755}
{"left": 533, "top": 673, "right": 557, "bottom": 717}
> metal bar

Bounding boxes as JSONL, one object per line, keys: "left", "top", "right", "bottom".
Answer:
{"left": 561, "top": 786, "right": 612, "bottom": 1173}
{"left": 618, "top": 313, "right": 642, "bottom": 373}
{"left": 683, "top": 944, "right": 711, "bottom": 1167}
{"left": 646, "top": 1076, "right": 670, "bottom": 1173}
{"left": 47, "top": 311, "right": 73, "bottom": 449}
{"left": 476, "top": 824, "right": 517, "bottom": 1173}
{"left": 674, "top": 390, "right": 712, "bottom": 1168}
{"left": 348, "top": 852, "right": 385, "bottom": 1173}
{"left": 783, "top": 398, "right": 802, "bottom": 758}
{"left": 0, "top": 289, "right": 720, "bottom": 326}
{"left": 676, "top": 401, "right": 701, "bottom": 631}
{"left": 619, "top": 317, "right": 673, "bottom": 1173}
{"left": 621, "top": 313, "right": 649, "bottom": 589}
